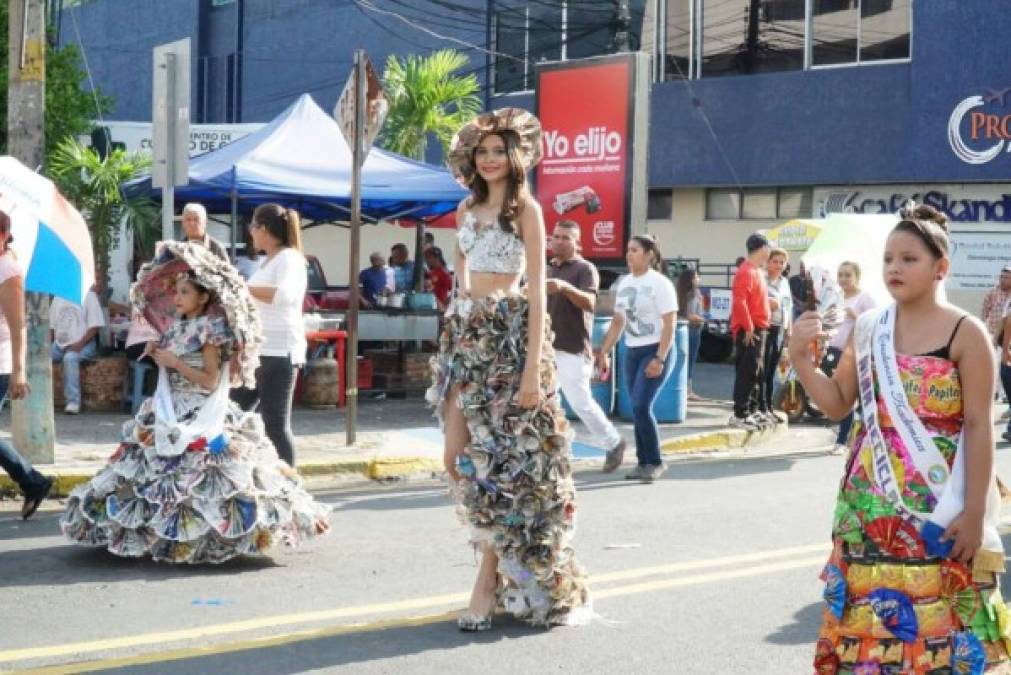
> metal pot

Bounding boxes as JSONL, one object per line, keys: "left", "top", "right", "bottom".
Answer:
{"left": 375, "top": 295, "right": 389, "bottom": 308}
{"left": 389, "top": 293, "right": 406, "bottom": 308}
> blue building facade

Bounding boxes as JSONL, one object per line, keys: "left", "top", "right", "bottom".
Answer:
{"left": 59, "top": 1, "right": 1011, "bottom": 302}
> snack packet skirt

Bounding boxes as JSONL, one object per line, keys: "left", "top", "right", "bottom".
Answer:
{"left": 60, "top": 378, "right": 331, "bottom": 564}
{"left": 428, "top": 292, "right": 592, "bottom": 627}
{"left": 815, "top": 353, "right": 1011, "bottom": 674}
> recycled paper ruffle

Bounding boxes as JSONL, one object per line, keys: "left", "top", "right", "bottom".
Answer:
{"left": 428, "top": 292, "right": 591, "bottom": 627}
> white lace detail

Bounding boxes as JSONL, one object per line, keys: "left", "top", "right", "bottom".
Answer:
{"left": 457, "top": 211, "right": 526, "bottom": 274}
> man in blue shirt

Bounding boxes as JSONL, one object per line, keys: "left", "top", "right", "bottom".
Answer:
{"left": 359, "top": 252, "right": 392, "bottom": 307}
{"left": 390, "top": 243, "right": 415, "bottom": 292}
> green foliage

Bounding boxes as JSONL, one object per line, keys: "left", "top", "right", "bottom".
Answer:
{"left": 379, "top": 49, "right": 481, "bottom": 161}
{"left": 0, "top": 4, "right": 113, "bottom": 157}
{"left": 48, "top": 138, "right": 158, "bottom": 279}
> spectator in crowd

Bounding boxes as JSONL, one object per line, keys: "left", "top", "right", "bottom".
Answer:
{"left": 180, "top": 203, "right": 229, "bottom": 262}
{"left": 50, "top": 286, "right": 105, "bottom": 414}
{"left": 424, "top": 246, "right": 453, "bottom": 310}
{"left": 982, "top": 265, "right": 1011, "bottom": 343}
{"left": 597, "top": 235, "right": 677, "bottom": 483}
{"left": 359, "top": 251, "right": 392, "bottom": 307}
{"left": 0, "top": 208, "right": 52, "bottom": 518}
{"left": 547, "top": 221, "right": 626, "bottom": 472}
{"left": 789, "top": 260, "right": 808, "bottom": 321}
{"left": 729, "top": 233, "right": 772, "bottom": 430}
{"left": 676, "top": 267, "right": 706, "bottom": 402}
{"left": 389, "top": 243, "right": 415, "bottom": 292}
{"left": 820, "top": 261, "right": 876, "bottom": 455}
{"left": 423, "top": 231, "right": 436, "bottom": 251}
{"left": 232, "top": 203, "right": 307, "bottom": 467}
{"left": 763, "top": 248, "right": 792, "bottom": 422}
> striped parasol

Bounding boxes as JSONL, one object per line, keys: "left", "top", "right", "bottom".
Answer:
{"left": 0, "top": 156, "right": 95, "bottom": 304}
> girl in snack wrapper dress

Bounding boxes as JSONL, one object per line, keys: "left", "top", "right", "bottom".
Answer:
{"left": 791, "top": 205, "right": 1010, "bottom": 674}
{"left": 61, "top": 242, "right": 330, "bottom": 564}
{"left": 428, "top": 108, "right": 591, "bottom": 631}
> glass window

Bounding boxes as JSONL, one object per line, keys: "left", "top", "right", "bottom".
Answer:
{"left": 211, "top": 0, "right": 235, "bottom": 5}
{"left": 741, "top": 188, "right": 777, "bottom": 219}
{"left": 706, "top": 189, "right": 740, "bottom": 220}
{"left": 567, "top": 5, "right": 614, "bottom": 60}
{"left": 699, "top": 0, "right": 805, "bottom": 77}
{"left": 528, "top": 4, "right": 562, "bottom": 69}
{"left": 493, "top": 8, "right": 527, "bottom": 94}
{"left": 813, "top": 0, "right": 858, "bottom": 66}
{"left": 860, "top": 0, "right": 910, "bottom": 61}
{"left": 648, "top": 189, "right": 673, "bottom": 220}
{"left": 663, "top": 0, "right": 692, "bottom": 80}
{"left": 777, "top": 187, "right": 813, "bottom": 218}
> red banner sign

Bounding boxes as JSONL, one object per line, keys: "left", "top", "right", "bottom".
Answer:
{"left": 535, "top": 56, "right": 634, "bottom": 261}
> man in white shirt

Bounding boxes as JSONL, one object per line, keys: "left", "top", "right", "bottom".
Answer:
{"left": 50, "top": 288, "right": 105, "bottom": 414}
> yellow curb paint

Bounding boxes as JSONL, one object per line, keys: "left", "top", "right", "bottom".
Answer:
{"left": 297, "top": 461, "right": 370, "bottom": 478}
{"left": 367, "top": 457, "right": 442, "bottom": 480}
{"left": 13, "top": 554, "right": 826, "bottom": 673}
{"left": 0, "top": 543, "right": 826, "bottom": 666}
{"left": 660, "top": 424, "right": 788, "bottom": 455}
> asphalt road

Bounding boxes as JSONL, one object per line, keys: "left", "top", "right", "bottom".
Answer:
{"left": 4, "top": 446, "right": 1011, "bottom": 674}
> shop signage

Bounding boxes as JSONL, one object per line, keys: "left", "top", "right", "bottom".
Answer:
{"left": 948, "top": 231, "right": 1011, "bottom": 291}
{"left": 80, "top": 120, "right": 263, "bottom": 158}
{"left": 948, "top": 86, "right": 1011, "bottom": 165}
{"left": 535, "top": 54, "right": 647, "bottom": 261}
{"left": 816, "top": 185, "right": 1011, "bottom": 224}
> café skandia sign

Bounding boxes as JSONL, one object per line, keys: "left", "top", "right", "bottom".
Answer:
{"left": 948, "top": 86, "right": 1011, "bottom": 165}
{"left": 818, "top": 186, "right": 1011, "bottom": 224}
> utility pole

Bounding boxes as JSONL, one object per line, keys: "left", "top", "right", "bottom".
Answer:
{"left": 7, "top": 0, "right": 56, "bottom": 463}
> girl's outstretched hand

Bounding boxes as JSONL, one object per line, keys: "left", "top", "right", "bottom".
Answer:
{"left": 788, "top": 311, "right": 825, "bottom": 363}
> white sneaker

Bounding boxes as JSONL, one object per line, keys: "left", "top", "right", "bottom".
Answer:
{"left": 729, "top": 415, "right": 759, "bottom": 431}
{"left": 64, "top": 402, "right": 80, "bottom": 415}
{"left": 829, "top": 443, "right": 847, "bottom": 456}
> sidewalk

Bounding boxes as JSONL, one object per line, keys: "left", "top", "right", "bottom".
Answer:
{"left": 0, "top": 363, "right": 809, "bottom": 497}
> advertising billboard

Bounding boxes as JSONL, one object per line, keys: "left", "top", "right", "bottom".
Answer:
{"left": 535, "top": 54, "right": 648, "bottom": 262}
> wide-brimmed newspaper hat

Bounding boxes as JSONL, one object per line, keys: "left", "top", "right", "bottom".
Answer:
{"left": 131, "top": 240, "right": 262, "bottom": 388}
{"left": 446, "top": 108, "right": 543, "bottom": 185}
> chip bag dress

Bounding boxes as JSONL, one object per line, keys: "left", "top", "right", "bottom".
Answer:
{"left": 816, "top": 352, "right": 1011, "bottom": 674}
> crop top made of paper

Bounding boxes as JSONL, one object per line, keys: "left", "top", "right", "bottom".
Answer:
{"left": 457, "top": 211, "right": 526, "bottom": 274}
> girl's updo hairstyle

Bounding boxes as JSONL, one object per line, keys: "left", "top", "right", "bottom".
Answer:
{"left": 893, "top": 204, "right": 950, "bottom": 260}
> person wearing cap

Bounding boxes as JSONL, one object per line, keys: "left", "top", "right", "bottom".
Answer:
{"left": 729, "top": 233, "right": 773, "bottom": 430}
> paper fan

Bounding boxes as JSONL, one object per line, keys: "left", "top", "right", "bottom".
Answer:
{"left": 941, "top": 561, "right": 973, "bottom": 597}
{"left": 865, "top": 516, "right": 925, "bottom": 558}
{"left": 833, "top": 501, "right": 864, "bottom": 545}
{"left": 823, "top": 564, "right": 848, "bottom": 621}
{"left": 953, "top": 588, "right": 983, "bottom": 626}
{"left": 951, "top": 630, "right": 986, "bottom": 675}
{"left": 868, "top": 588, "right": 919, "bottom": 643}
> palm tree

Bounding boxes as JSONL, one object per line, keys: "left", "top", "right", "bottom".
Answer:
{"left": 48, "top": 138, "right": 158, "bottom": 282}
{"left": 379, "top": 49, "right": 481, "bottom": 161}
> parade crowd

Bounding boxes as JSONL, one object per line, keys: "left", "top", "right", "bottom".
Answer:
{"left": 1, "top": 104, "right": 1010, "bottom": 672}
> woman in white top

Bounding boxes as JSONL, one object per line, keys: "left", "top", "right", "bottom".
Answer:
{"left": 233, "top": 203, "right": 307, "bottom": 467}
{"left": 0, "top": 209, "right": 52, "bottom": 518}
{"left": 597, "top": 235, "right": 678, "bottom": 483}
{"left": 821, "top": 260, "right": 876, "bottom": 455}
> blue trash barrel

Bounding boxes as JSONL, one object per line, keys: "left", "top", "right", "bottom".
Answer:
{"left": 560, "top": 316, "right": 615, "bottom": 420}
{"left": 616, "top": 320, "right": 689, "bottom": 423}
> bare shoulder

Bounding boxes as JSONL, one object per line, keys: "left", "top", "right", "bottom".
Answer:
{"left": 456, "top": 198, "right": 471, "bottom": 220}
{"left": 517, "top": 195, "right": 544, "bottom": 233}
{"left": 950, "top": 310, "right": 990, "bottom": 354}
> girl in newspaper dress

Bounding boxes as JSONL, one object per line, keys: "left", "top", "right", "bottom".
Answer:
{"left": 429, "top": 108, "right": 591, "bottom": 631}
{"left": 61, "top": 242, "right": 330, "bottom": 564}
{"left": 791, "top": 205, "right": 1010, "bottom": 674}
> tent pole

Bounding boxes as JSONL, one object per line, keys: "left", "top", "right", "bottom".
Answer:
{"left": 230, "top": 188, "right": 238, "bottom": 258}
{"left": 346, "top": 50, "right": 366, "bottom": 445}
{"left": 412, "top": 220, "right": 425, "bottom": 291}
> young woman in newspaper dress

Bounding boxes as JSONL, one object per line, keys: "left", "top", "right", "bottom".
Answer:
{"left": 791, "top": 205, "right": 1010, "bottom": 673}
{"left": 428, "top": 108, "right": 591, "bottom": 631}
{"left": 61, "top": 242, "right": 330, "bottom": 564}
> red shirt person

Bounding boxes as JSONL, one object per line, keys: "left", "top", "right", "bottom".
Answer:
{"left": 424, "top": 247, "right": 453, "bottom": 309}
{"left": 729, "top": 233, "right": 772, "bottom": 429}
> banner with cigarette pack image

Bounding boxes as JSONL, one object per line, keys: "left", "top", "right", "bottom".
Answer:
{"left": 535, "top": 54, "right": 643, "bottom": 262}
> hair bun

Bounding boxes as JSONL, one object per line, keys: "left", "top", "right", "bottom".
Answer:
{"left": 900, "top": 202, "right": 949, "bottom": 233}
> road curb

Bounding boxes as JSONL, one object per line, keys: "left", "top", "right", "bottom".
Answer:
{"left": 0, "top": 456, "right": 444, "bottom": 498}
{"left": 661, "top": 422, "right": 789, "bottom": 455}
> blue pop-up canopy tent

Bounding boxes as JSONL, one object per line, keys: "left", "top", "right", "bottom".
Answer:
{"left": 125, "top": 93, "right": 466, "bottom": 224}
